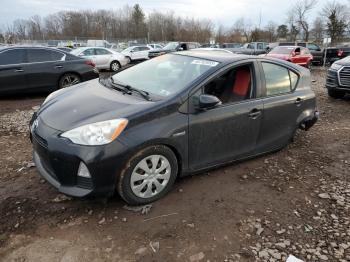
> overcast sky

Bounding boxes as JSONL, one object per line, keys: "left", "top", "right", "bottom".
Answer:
{"left": 0, "top": 0, "right": 322, "bottom": 29}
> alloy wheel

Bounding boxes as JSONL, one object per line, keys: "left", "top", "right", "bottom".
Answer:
{"left": 111, "top": 62, "right": 120, "bottom": 72}
{"left": 130, "top": 155, "right": 171, "bottom": 198}
{"left": 61, "top": 75, "right": 80, "bottom": 88}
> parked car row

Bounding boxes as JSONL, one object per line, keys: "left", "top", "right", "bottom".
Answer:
{"left": 71, "top": 47, "right": 129, "bottom": 72}
{"left": 0, "top": 46, "right": 98, "bottom": 95}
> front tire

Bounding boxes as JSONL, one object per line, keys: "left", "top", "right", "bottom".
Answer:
{"left": 117, "top": 145, "right": 178, "bottom": 205}
{"left": 110, "top": 61, "right": 121, "bottom": 72}
{"left": 328, "top": 89, "right": 345, "bottom": 99}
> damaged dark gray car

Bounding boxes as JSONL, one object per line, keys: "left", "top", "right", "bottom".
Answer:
{"left": 31, "top": 51, "right": 318, "bottom": 205}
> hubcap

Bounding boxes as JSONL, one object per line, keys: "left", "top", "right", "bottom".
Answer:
{"left": 111, "top": 62, "right": 120, "bottom": 71}
{"left": 130, "top": 155, "right": 171, "bottom": 198}
{"left": 62, "top": 75, "right": 79, "bottom": 88}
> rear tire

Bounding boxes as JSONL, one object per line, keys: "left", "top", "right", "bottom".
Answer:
{"left": 328, "top": 89, "right": 345, "bottom": 99}
{"left": 110, "top": 61, "right": 121, "bottom": 72}
{"left": 58, "top": 73, "right": 80, "bottom": 89}
{"left": 117, "top": 145, "right": 178, "bottom": 205}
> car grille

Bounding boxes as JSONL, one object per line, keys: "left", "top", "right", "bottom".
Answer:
{"left": 339, "top": 66, "right": 350, "bottom": 87}
{"left": 33, "top": 132, "right": 58, "bottom": 181}
{"left": 326, "top": 70, "right": 338, "bottom": 87}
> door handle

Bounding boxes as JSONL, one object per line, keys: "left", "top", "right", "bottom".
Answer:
{"left": 248, "top": 109, "right": 262, "bottom": 119}
{"left": 14, "top": 68, "right": 24, "bottom": 72}
{"left": 294, "top": 98, "right": 303, "bottom": 106}
{"left": 55, "top": 65, "right": 63, "bottom": 69}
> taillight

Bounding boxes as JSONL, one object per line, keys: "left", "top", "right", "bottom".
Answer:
{"left": 85, "top": 60, "right": 95, "bottom": 67}
{"left": 337, "top": 49, "right": 344, "bottom": 57}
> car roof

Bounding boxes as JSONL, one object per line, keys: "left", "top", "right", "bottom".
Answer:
{"left": 275, "top": 46, "right": 301, "bottom": 49}
{"left": 176, "top": 50, "right": 252, "bottom": 63}
{"left": 0, "top": 46, "right": 66, "bottom": 52}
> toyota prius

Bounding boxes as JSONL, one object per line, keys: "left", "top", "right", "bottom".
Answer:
{"left": 30, "top": 51, "right": 318, "bottom": 205}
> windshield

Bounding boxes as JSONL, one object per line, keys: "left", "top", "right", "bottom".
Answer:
{"left": 111, "top": 54, "right": 219, "bottom": 97}
{"left": 270, "top": 46, "right": 294, "bottom": 55}
{"left": 163, "top": 42, "right": 179, "bottom": 50}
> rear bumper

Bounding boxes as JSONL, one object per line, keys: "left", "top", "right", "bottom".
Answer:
{"left": 82, "top": 70, "right": 99, "bottom": 82}
{"left": 300, "top": 110, "right": 319, "bottom": 131}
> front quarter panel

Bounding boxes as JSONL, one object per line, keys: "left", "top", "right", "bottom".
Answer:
{"left": 117, "top": 100, "right": 189, "bottom": 175}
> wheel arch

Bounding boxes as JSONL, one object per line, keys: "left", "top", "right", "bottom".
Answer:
{"left": 129, "top": 139, "right": 184, "bottom": 178}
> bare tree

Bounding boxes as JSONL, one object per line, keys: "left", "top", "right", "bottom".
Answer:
{"left": 321, "top": 1, "right": 349, "bottom": 45}
{"left": 286, "top": 12, "right": 300, "bottom": 41}
{"left": 265, "top": 21, "right": 277, "bottom": 42}
{"left": 292, "top": 0, "right": 318, "bottom": 41}
{"left": 311, "top": 17, "right": 324, "bottom": 43}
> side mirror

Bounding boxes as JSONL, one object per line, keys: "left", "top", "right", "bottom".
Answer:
{"left": 198, "top": 94, "right": 221, "bottom": 110}
{"left": 130, "top": 50, "right": 134, "bottom": 53}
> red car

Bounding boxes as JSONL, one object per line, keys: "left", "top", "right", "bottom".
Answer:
{"left": 266, "top": 46, "right": 313, "bottom": 68}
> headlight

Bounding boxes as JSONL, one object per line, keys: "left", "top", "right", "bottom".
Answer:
{"left": 61, "top": 119, "right": 128, "bottom": 145}
{"left": 330, "top": 63, "right": 342, "bottom": 71}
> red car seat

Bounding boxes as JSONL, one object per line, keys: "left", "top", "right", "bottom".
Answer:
{"left": 232, "top": 69, "right": 251, "bottom": 98}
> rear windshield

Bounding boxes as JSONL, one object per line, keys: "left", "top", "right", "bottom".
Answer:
{"left": 112, "top": 54, "right": 219, "bottom": 97}
{"left": 270, "top": 47, "right": 294, "bottom": 55}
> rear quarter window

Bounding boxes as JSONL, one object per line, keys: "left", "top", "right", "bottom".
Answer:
{"left": 27, "top": 49, "right": 64, "bottom": 63}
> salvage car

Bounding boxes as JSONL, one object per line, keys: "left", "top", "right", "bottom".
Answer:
{"left": 121, "top": 45, "right": 152, "bottom": 63}
{"left": 229, "top": 42, "right": 268, "bottom": 55}
{"left": 0, "top": 46, "right": 98, "bottom": 95}
{"left": 71, "top": 47, "right": 128, "bottom": 72}
{"left": 325, "top": 46, "right": 350, "bottom": 65}
{"left": 268, "top": 42, "right": 324, "bottom": 65}
{"left": 325, "top": 56, "right": 350, "bottom": 98}
{"left": 30, "top": 51, "right": 318, "bottom": 205}
{"left": 148, "top": 42, "right": 200, "bottom": 58}
{"left": 265, "top": 46, "right": 313, "bottom": 68}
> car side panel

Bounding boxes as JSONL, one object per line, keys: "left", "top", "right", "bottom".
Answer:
{"left": 256, "top": 92, "right": 304, "bottom": 153}
{"left": 118, "top": 101, "right": 189, "bottom": 175}
{"left": 0, "top": 63, "right": 28, "bottom": 94}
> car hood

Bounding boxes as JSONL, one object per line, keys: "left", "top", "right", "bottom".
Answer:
{"left": 37, "top": 79, "right": 154, "bottom": 131}
{"left": 335, "top": 56, "right": 350, "bottom": 66}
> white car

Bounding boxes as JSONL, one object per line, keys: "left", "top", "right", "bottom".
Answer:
{"left": 71, "top": 47, "right": 129, "bottom": 72}
{"left": 121, "top": 46, "right": 152, "bottom": 63}
{"left": 148, "top": 44, "right": 164, "bottom": 49}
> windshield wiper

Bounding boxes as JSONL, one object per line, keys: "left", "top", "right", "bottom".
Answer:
{"left": 110, "top": 77, "right": 152, "bottom": 101}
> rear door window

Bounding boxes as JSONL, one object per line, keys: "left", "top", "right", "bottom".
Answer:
{"left": 0, "top": 49, "right": 26, "bottom": 65}
{"left": 95, "top": 49, "right": 111, "bottom": 55}
{"left": 27, "top": 49, "right": 63, "bottom": 63}
{"left": 82, "top": 49, "right": 95, "bottom": 56}
{"left": 262, "top": 62, "right": 299, "bottom": 96}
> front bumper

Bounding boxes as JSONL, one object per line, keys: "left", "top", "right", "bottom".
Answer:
{"left": 30, "top": 115, "right": 130, "bottom": 198}
{"left": 326, "top": 69, "right": 350, "bottom": 92}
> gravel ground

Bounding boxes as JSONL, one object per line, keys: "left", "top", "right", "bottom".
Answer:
{"left": 0, "top": 68, "right": 349, "bottom": 262}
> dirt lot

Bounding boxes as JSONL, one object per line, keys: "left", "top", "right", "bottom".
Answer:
{"left": 0, "top": 68, "right": 349, "bottom": 262}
